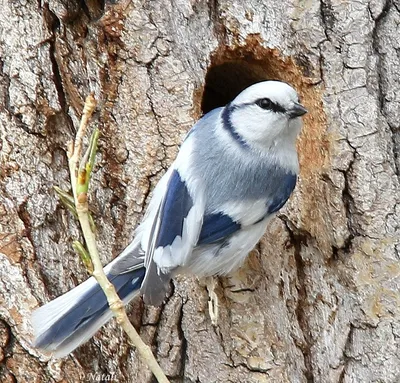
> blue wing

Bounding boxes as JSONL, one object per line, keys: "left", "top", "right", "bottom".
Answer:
{"left": 141, "top": 162, "right": 205, "bottom": 305}
{"left": 267, "top": 173, "right": 297, "bottom": 214}
{"left": 156, "top": 169, "right": 194, "bottom": 247}
{"left": 198, "top": 172, "right": 297, "bottom": 244}
{"left": 198, "top": 212, "right": 241, "bottom": 244}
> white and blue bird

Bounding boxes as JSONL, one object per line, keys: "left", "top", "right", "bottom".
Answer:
{"left": 32, "top": 80, "right": 307, "bottom": 357}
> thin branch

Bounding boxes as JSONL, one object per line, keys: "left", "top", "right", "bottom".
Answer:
{"left": 66, "top": 94, "right": 170, "bottom": 383}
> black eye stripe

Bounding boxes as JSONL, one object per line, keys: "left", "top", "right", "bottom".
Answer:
{"left": 255, "top": 98, "right": 286, "bottom": 113}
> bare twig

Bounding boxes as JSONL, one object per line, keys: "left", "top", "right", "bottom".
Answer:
{"left": 66, "top": 94, "right": 169, "bottom": 383}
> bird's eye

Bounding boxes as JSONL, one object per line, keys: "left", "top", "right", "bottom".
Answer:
{"left": 256, "top": 98, "right": 273, "bottom": 110}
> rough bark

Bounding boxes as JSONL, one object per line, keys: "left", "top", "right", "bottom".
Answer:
{"left": 0, "top": 0, "right": 399, "bottom": 382}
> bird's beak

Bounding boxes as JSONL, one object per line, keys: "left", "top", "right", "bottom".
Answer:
{"left": 288, "top": 103, "right": 308, "bottom": 118}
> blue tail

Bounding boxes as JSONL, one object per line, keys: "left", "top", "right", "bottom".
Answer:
{"left": 32, "top": 267, "right": 145, "bottom": 358}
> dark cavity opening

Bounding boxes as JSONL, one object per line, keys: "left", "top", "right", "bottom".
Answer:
{"left": 201, "top": 60, "right": 274, "bottom": 115}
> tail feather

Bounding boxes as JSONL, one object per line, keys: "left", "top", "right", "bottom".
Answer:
{"left": 32, "top": 267, "right": 145, "bottom": 358}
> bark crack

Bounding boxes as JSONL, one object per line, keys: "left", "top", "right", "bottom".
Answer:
{"left": 338, "top": 324, "right": 355, "bottom": 383}
{"left": 143, "top": 55, "right": 172, "bottom": 205}
{"left": 207, "top": 0, "right": 228, "bottom": 44}
{"left": 0, "top": 57, "right": 12, "bottom": 118}
{"left": 177, "top": 298, "right": 187, "bottom": 380}
{"left": 283, "top": 221, "right": 315, "bottom": 383}
{"left": 333, "top": 152, "right": 357, "bottom": 258}
{"left": 319, "top": 0, "right": 335, "bottom": 43}
{"left": 370, "top": 0, "right": 400, "bottom": 181}
{"left": 41, "top": 3, "right": 67, "bottom": 112}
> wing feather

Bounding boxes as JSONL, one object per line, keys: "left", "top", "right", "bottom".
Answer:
{"left": 140, "top": 139, "right": 205, "bottom": 305}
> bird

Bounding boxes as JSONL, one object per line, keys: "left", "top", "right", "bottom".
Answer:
{"left": 31, "top": 80, "right": 307, "bottom": 358}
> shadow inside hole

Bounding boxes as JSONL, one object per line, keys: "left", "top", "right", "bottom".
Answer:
{"left": 201, "top": 60, "right": 278, "bottom": 114}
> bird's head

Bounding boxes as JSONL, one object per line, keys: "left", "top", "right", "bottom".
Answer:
{"left": 224, "top": 81, "right": 307, "bottom": 150}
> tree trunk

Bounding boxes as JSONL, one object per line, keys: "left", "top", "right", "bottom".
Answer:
{"left": 0, "top": 0, "right": 399, "bottom": 382}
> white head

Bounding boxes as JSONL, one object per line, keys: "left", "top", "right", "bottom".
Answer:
{"left": 223, "top": 81, "right": 306, "bottom": 151}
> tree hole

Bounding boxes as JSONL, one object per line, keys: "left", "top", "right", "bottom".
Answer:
{"left": 201, "top": 60, "right": 274, "bottom": 114}
{"left": 199, "top": 37, "right": 303, "bottom": 115}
